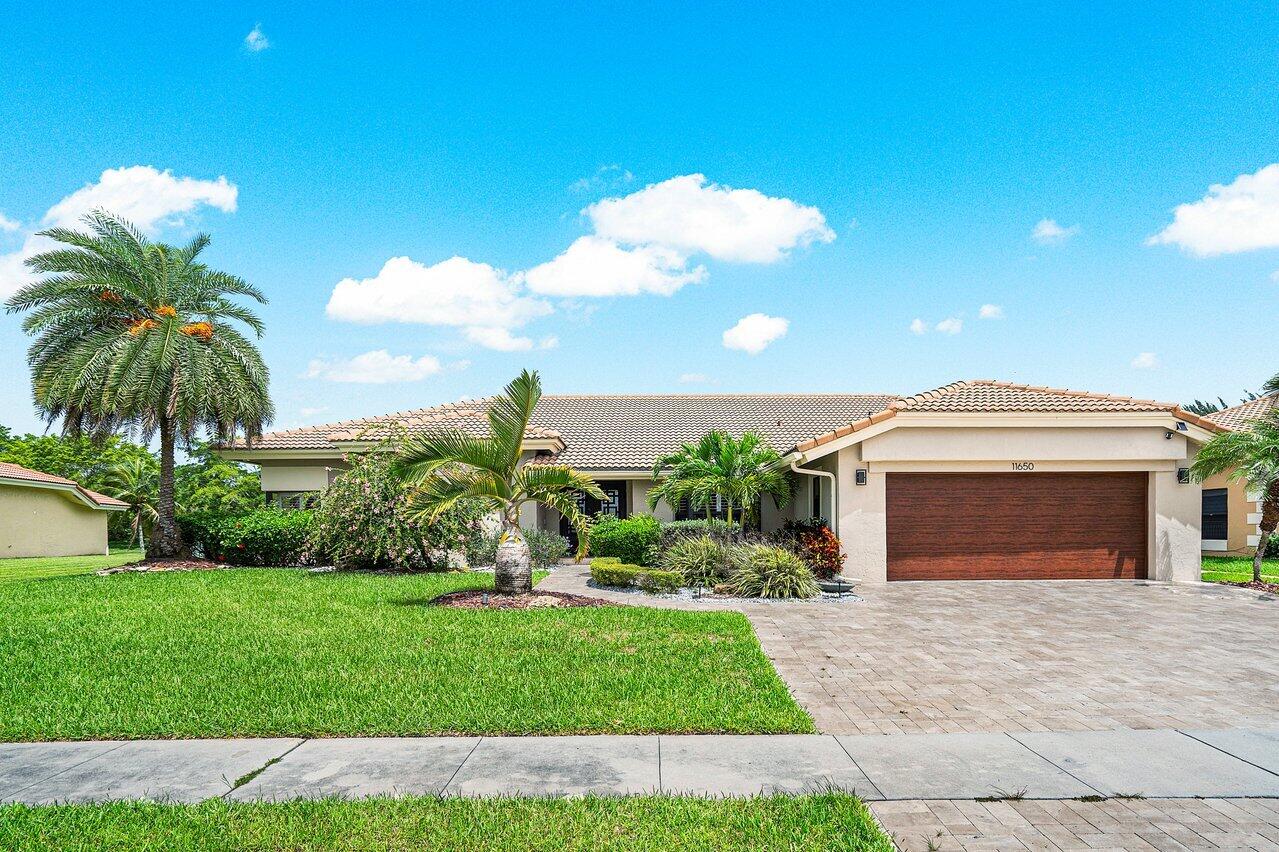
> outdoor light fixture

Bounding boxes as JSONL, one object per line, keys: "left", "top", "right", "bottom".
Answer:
{"left": 1178, "top": 468, "right": 1191, "bottom": 484}
{"left": 1164, "top": 431, "right": 1173, "bottom": 440}
{"left": 855, "top": 469, "right": 868, "bottom": 486}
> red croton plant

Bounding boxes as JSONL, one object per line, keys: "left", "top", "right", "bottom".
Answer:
{"left": 780, "top": 518, "right": 845, "bottom": 579}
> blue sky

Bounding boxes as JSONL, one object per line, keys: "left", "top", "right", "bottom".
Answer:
{"left": 2, "top": 2, "right": 1277, "bottom": 436}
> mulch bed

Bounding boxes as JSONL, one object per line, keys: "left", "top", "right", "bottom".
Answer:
{"left": 1219, "top": 579, "right": 1279, "bottom": 595}
{"left": 97, "top": 558, "right": 225, "bottom": 576}
{"left": 430, "top": 590, "right": 615, "bottom": 609}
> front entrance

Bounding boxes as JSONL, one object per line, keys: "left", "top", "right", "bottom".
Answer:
{"left": 559, "top": 479, "right": 627, "bottom": 550}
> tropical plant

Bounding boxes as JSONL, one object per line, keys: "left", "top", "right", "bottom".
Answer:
{"left": 725, "top": 545, "right": 820, "bottom": 599}
{"left": 659, "top": 535, "right": 737, "bottom": 586}
{"left": 648, "top": 431, "right": 793, "bottom": 526}
{"left": 101, "top": 458, "right": 158, "bottom": 550}
{"left": 1184, "top": 390, "right": 1266, "bottom": 416}
{"left": 467, "top": 526, "right": 570, "bottom": 570}
{"left": 174, "top": 441, "right": 262, "bottom": 516}
{"left": 393, "top": 370, "right": 605, "bottom": 593}
{"left": 1192, "top": 411, "right": 1279, "bottom": 582}
{"left": 4, "top": 211, "right": 272, "bottom": 559}
{"left": 775, "top": 517, "right": 845, "bottom": 579}
{"left": 1266, "top": 373, "right": 1279, "bottom": 395}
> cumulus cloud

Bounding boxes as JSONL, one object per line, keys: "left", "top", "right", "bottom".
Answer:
{"left": 0, "top": 213, "right": 19, "bottom": 233}
{"left": 587, "top": 174, "right": 835, "bottom": 263}
{"left": 1130, "top": 352, "right": 1158, "bottom": 369}
{"left": 935, "top": 317, "right": 963, "bottom": 335}
{"left": 244, "top": 25, "right": 270, "bottom": 52}
{"left": 0, "top": 166, "right": 238, "bottom": 298}
{"left": 1031, "top": 218, "right": 1080, "bottom": 245}
{"left": 1147, "top": 163, "right": 1279, "bottom": 256}
{"left": 909, "top": 318, "right": 928, "bottom": 335}
{"left": 523, "top": 235, "right": 706, "bottom": 297}
{"left": 979, "top": 304, "right": 1004, "bottom": 319}
{"left": 325, "top": 256, "right": 551, "bottom": 350}
{"left": 722, "top": 313, "right": 789, "bottom": 354}
{"left": 306, "top": 350, "right": 445, "bottom": 383}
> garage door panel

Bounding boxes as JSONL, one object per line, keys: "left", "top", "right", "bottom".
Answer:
{"left": 886, "top": 473, "right": 1147, "bottom": 580}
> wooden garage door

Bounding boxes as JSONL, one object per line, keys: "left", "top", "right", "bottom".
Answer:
{"left": 886, "top": 473, "right": 1147, "bottom": 580}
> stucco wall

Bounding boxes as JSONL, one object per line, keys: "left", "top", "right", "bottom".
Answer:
{"left": 0, "top": 485, "right": 110, "bottom": 558}
{"left": 259, "top": 462, "right": 340, "bottom": 493}
{"left": 1201, "top": 471, "right": 1261, "bottom": 556}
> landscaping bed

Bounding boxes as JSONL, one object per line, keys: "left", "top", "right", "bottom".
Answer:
{"left": 431, "top": 589, "right": 613, "bottom": 609}
{"left": 0, "top": 568, "right": 812, "bottom": 740}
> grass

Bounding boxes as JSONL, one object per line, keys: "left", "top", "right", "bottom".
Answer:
{"left": 0, "top": 568, "right": 812, "bottom": 740}
{"left": 1202, "top": 555, "right": 1279, "bottom": 584}
{"left": 0, "top": 549, "right": 143, "bottom": 583}
{"left": 0, "top": 793, "right": 892, "bottom": 851}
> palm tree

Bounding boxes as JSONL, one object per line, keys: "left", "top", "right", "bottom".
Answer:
{"left": 1192, "top": 411, "right": 1279, "bottom": 582}
{"left": 5, "top": 211, "right": 272, "bottom": 559}
{"left": 649, "top": 430, "right": 792, "bottom": 526}
{"left": 393, "top": 370, "right": 604, "bottom": 594}
{"left": 1265, "top": 372, "right": 1278, "bottom": 395}
{"left": 103, "top": 457, "right": 158, "bottom": 550}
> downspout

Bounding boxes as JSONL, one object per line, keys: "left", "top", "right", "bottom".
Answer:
{"left": 788, "top": 453, "right": 837, "bottom": 528}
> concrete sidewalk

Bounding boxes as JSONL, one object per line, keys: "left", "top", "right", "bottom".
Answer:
{"left": 3, "top": 728, "right": 1279, "bottom": 805}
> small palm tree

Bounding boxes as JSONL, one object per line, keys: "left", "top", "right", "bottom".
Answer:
{"left": 103, "top": 458, "right": 158, "bottom": 550}
{"left": 1192, "top": 411, "right": 1279, "bottom": 582}
{"left": 5, "top": 211, "right": 272, "bottom": 559}
{"left": 393, "top": 370, "right": 604, "bottom": 594}
{"left": 649, "top": 430, "right": 792, "bottom": 527}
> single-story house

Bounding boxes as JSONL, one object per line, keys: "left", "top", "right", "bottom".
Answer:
{"left": 221, "top": 379, "right": 1223, "bottom": 583}
{"left": 1201, "top": 394, "right": 1278, "bottom": 557}
{"left": 0, "top": 462, "right": 128, "bottom": 558}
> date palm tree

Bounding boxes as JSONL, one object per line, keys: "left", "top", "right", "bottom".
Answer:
{"left": 649, "top": 430, "right": 792, "bottom": 527}
{"left": 393, "top": 370, "right": 604, "bottom": 594}
{"left": 1192, "top": 411, "right": 1279, "bottom": 582}
{"left": 5, "top": 210, "right": 272, "bottom": 559}
{"left": 102, "top": 457, "right": 158, "bottom": 550}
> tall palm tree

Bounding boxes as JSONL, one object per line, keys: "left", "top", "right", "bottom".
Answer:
{"left": 5, "top": 211, "right": 272, "bottom": 559}
{"left": 103, "top": 457, "right": 158, "bottom": 550}
{"left": 1192, "top": 411, "right": 1279, "bottom": 582}
{"left": 393, "top": 370, "right": 604, "bottom": 594}
{"left": 649, "top": 430, "right": 792, "bottom": 526}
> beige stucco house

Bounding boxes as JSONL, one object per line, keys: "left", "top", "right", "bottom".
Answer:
{"left": 221, "top": 379, "right": 1222, "bottom": 583}
{"left": 0, "top": 462, "right": 128, "bottom": 558}
{"left": 1200, "top": 395, "right": 1278, "bottom": 557}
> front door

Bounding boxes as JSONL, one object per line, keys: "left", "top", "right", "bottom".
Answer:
{"left": 560, "top": 480, "right": 627, "bottom": 550}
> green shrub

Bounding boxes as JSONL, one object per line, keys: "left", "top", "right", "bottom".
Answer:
{"left": 589, "top": 515, "right": 661, "bottom": 565}
{"left": 636, "top": 569, "right": 683, "bottom": 594}
{"left": 660, "top": 535, "right": 737, "bottom": 586}
{"left": 589, "top": 562, "right": 683, "bottom": 594}
{"left": 178, "top": 509, "right": 312, "bottom": 566}
{"left": 658, "top": 518, "right": 742, "bottom": 550}
{"left": 726, "top": 545, "right": 819, "bottom": 599}
{"left": 591, "top": 556, "right": 622, "bottom": 567}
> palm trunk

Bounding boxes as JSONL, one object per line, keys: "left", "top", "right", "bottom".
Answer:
{"left": 1255, "top": 485, "right": 1278, "bottom": 584}
{"left": 494, "top": 512, "right": 532, "bottom": 594}
{"left": 147, "top": 417, "right": 184, "bottom": 559}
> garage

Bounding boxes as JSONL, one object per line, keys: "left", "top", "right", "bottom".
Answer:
{"left": 886, "top": 472, "right": 1148, "bottom": 580}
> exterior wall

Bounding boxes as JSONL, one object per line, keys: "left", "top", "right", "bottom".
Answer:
{"left": 0, "top": 485, "right": 110, "bottom": 558}
{"left": 259, "top": 462, "right": 343, "bottom": 493}
{"left": 630, "top": 478, "right": 674, "bottom": 522}
{"left": 1150, "top": 456, "right": 1202, "bottom": 582}
{"left": 1201, "top": 471, "right": 1262, "bottom": 556}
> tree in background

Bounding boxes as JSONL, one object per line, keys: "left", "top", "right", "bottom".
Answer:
{"left": 5, "top": 211, "right": 272, "bottom": 559}
{"left": 649, "top": 430, "right": 793, "bottom": 527}
{"left": 102, "top": 458, "right": 158, "bottom": 550}
{"left": 1184, "top": 391, "right": 1266, "bottom": 416}
{"left": 1192, "top": 411, "right": 1279, "bottom": 582}
{"left": 175, "top": 442, "right": 263, "bottom": 516}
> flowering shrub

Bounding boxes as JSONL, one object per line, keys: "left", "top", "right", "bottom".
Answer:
{"left": 775, "top": 517, "right": 845, "bottom": 579}
{"left": 305, "top": 448, "right": 485, "bottom": 570}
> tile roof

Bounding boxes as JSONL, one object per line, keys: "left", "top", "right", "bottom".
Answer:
{"left": 0, "top": 462, "right": 129, "bottom": 509}
{"left": 1204, "top": 395, "right": 1279, "bottom": 431}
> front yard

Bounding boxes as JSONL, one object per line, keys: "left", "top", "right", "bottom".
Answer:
{"left": 0, "top": 567, "right": 812, "bottom": 741}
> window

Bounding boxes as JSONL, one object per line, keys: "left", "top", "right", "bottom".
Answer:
{"left": 1202, "top": 488, "right": 1228, "bottom": 542}
{"left": 810, "top": 480, "right": 822, "bottom": 519}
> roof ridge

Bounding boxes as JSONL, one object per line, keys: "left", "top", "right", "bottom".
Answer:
{"left": 961, "top": 378, "right": 1180, "bottom": 410}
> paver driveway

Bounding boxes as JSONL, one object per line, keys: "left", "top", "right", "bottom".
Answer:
{"left": 749, "top": 580, "right": 1279, "bottom": 735}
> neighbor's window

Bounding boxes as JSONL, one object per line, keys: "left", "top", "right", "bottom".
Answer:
{"left": 1202, "top": 488, "right": 1228, "bottom": 541}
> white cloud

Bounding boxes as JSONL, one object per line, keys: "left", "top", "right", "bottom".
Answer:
{"left": 523, "top": 235, "right": 706, "bottom": 297}
{"left": 306, "top": 350, "right": 444, "bottom": 383}
{"left": 244, "top": 25, "right": 270, "bottom": 52}
{"left": 935, "top": 317, "right": 963, "bottom": 335}
{"left": 325, "top": 256, "right": 551, "bottom": 350}
{"left": 679, "top": 372, "right": 711, "bottom": 384}
{"left": 299, "top": 407, "right": 328, "bottom": 417}
{"left": 1031, "top": 218, "right": 1080, "bottom": 245}
{"left": 1147, "top": 163, "right": 1279, "bottom": 256}
{"left": 0, "top": 213, "right": 19, "bottom": 233}
{"left": 0, "top": 166, "right": 238, "bottom": 298}
{"left": 979, "top": 303, "right": 1004, "bottom": 319}
{"left": 569, "top": 164, "right": 634, "bottom": 194}
{"left": 587, "top": 174, "right": 834, "bottom": 263}
{"left": 538, "top": 335, "right": 559, "bottom": 350}
{"left": 909, "top": 318, "right": 928, "bottom": 335}
{"left": 1271, "top": 270, "right": 1279, "bottom": 283}
{"left": 722, "top": 313, "right": 789, "bottom": 354}
{"left": 1130, "top": 352, "right": 1158, "bottom": 369}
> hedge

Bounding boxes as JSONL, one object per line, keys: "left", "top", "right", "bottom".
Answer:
{"left": 589, "top": 562, "right": 683, "bottom": 594}
{"left": 178, "top": 509, "right": 312, "bottom": 566}
{"left": 588, "top": 515, "right": 661, "bottom": 565}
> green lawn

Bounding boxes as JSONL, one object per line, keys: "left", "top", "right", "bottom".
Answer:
{"left": 0, "top": 568, "right": 812, "bottom": 741}
{"left": 1202, "top": 555, "right": 1279, "bottom": 584}
{"left": 0, "top": 549, "right": 143, "bottom": 583}
{"left": 0, "top": 793, "right": 891, "bottom": 852}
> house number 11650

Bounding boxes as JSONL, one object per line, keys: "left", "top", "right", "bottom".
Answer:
{"left": 1011, "top": 462, "right": 1035, "bottom": 471}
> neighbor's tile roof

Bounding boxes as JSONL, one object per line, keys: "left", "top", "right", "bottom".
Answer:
{"left": 236, "top": 394, "right": 898, "bottom": 470}
{"left": 794, "top": 380, "right": 1223, "bottom": 451}
{"left": 0, "top": 462, "right": 129, "bottom": 509}
{"left": 1205, "top": 395, "right": 1278, "bottom": 431}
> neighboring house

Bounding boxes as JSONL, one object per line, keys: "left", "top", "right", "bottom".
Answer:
{"left": 0, "top": 462, "right": 128, "bottom": 558}
{"left": 221, "top": 379, "right": 1222, "bottom": 583}
{"left": 1201, "top": 394, "right": 1279, "bottom": 557}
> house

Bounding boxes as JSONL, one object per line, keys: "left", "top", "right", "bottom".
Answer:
{"left": 0, "top": 462, "right": 128, "bottom": 558}
{"left": 220, "top": 379, "right": 1221, "bottom": 583}
{"left": 1201, "top": 394, "right": 1278, "bottom": 557}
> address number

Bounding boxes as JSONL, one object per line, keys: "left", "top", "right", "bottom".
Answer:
{"left": 1011, "top": 462, "right": 1035, "bottom": 471}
